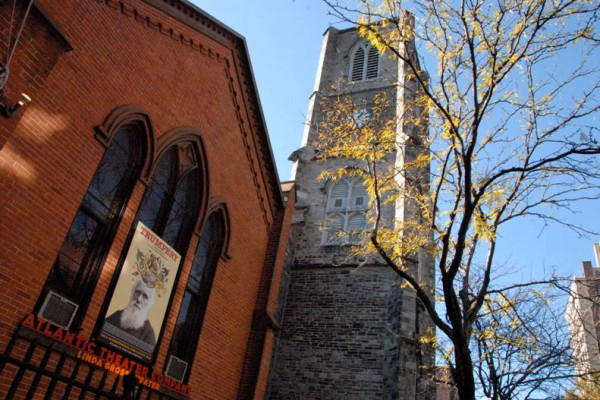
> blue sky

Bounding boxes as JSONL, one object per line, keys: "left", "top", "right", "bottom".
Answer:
{"left": 192, "top": 0, "right": 599, "bottom": 280}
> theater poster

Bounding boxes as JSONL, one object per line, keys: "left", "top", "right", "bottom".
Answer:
{"left": 98, "top": 222, "right": 181, "bottom": 363}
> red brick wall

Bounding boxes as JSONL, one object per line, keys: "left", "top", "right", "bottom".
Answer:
{"left": 0, "top": 0, "right": 282, "bottom": 398}
{"left": 0, "top": 2, "right": 71, "bottom": 148}
{"left": 236, "top": 184, "right": 296, "bottom": 399}
{"left": 254, "top": 185, "right": 297, "bottom": 400}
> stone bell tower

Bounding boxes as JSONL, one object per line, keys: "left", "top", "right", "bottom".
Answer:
{"left": 267, "top": 25, "right": 434, "bottom": 400}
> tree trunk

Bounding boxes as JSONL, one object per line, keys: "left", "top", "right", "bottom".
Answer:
{"left": 453, "top": 337, "right": 477, "bottom": 400}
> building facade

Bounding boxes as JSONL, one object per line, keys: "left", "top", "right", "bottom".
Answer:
{"left": 268, "top": 26, "right": 434, "bottom": 400}
{"left": 567, "top": 243, "right": 600, "bottom": 378}
{"left": 0, "top": 0, "right": 293, "bottom": 398}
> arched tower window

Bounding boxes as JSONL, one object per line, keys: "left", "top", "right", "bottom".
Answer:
{"left": 38, "top": 124, "right": 145, "bottom": 330}
{"left": 347, "top": 213, "right": 367, "bottom": 243}
{"left": 323, "top": 178, "right": 368, "bottom": 245}
{"left": 328, "top": 180, "right": 349, "bottom": 210}
{"left": 350, "top": 42, "right": 379, "bottom": 81}
{"left": 324, "top": 214, "right": 345, "bottom": 245}
{"left": 165, "top": 210, "right": 225, "bottom": 382}
{"left": 351, "top": 180, "right": 367, "bottom": 208}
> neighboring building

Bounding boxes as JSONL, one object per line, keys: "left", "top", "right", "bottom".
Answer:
{"left": 267, "top": 24, "right": 435, "bottom": 400}
{"left": 567, "top": 243, "right": 600, "bottom": 377}
{"left": 435, "top": 367, "right": 457, "bottom": 400}
{"left": 0, "top": 1, "right": 293, "bottom": 398}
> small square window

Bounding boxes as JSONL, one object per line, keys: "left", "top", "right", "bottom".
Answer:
{"left": 334, "top": 199, "right": 343, "bottom": 208}
{"left": 355, "top": 197, "right": 364, "bottom": 206}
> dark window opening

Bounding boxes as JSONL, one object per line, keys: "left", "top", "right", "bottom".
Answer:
{"left": 135, "top": 146, "right": 201, "bottom": 255}
{"left": 366, "top": 46, "right": 379, "bottom": 79}
{"left": 167, "top": 212, "right": 224, "bottom": 381}
{"left": 351, "top": 42, "right": 379, "bottom": 81}
{"left": 351, "top": 46, "right": 365, "bottom": 81}
{"left": 38, "top": 126, "right": 144, "bottom": 329}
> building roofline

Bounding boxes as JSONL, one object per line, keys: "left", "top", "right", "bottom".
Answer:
{"left": 323, "top": 25, "right": 357, "bottom": 36}
{"left": 143, "top": 0, "right": 284, "bottom": 212}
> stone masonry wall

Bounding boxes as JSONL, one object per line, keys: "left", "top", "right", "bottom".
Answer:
{"left": 269, "top": 265, "right": 404, "bottom": 400}
{"left": 269, "top": 25, "right": 435, "bottom": 400}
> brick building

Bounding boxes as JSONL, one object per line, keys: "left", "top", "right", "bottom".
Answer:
{"left": 0, "top": 0, "right": 293, "bottom": 398}
{"left": 567, "top": 243, "right": 600, "bottom": 378}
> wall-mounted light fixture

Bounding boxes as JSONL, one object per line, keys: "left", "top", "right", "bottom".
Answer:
{"left": 1, "top": 93, "right": 32, "bottom": 118}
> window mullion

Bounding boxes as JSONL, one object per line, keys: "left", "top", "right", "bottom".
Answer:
{"left": 346, "top": 181, "right": 353, "bottom": 211}
{"left": 343, "top": 213, "right": 349, "bottom": 242}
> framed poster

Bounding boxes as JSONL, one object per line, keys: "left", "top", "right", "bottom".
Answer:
{"left": 98, "top": 222, "right": 181, "bottom": 363}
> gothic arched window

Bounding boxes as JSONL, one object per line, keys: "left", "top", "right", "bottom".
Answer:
{"left": 135, "top": 144, "right": 202, "bottom": 253}
{"left": 93, "top": 129, "right": 208, "bottom": 366}
{"left": 38, "top": 124, "right": 145, "bottom": 330}
{"left": 323, "top": 178, "right": 368, "bottom": 245}
{"left": 165, "top": 210, "right": 225, "bottom": 382}
{"left": 350, "top": 42, "right": 379, "bottom": 81}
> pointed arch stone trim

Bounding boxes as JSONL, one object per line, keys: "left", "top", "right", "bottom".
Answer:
{"left": 202, "top": 197, "right": 232, "bottom": 261}
{"left": 154, "top": 126, "right": 211, "bottom": 237}
{"left": 347, "top": 40, "right": 379, "bottom": 81}
{"left": 94, "top": 104, "right": 155, "bottom": 182}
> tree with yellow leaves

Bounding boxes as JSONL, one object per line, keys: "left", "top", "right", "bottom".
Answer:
{"left": 316, "top": 1, "right": 600, "bottom": 399}
{"left": 565, "top": 374, "right": 600, "bottom": 400}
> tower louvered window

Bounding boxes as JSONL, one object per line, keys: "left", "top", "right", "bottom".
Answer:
{"left": 366, "top": 46, "right": 379, "bottom": 79}
{"left": 324, "top": 178, "right": 368, "bottom": 245}
{"left": 351, "top": 46, "right": 365, "bottom": 81}
{"left": 350, "top": 42, "right": 379, "bottom": 81}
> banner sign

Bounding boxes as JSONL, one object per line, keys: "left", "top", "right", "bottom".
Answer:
{"left": 98, "top": 222, "right": 182, "bottom": 363}
{"left": 21, "top": 314, "right": 191, "bottom": 395}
